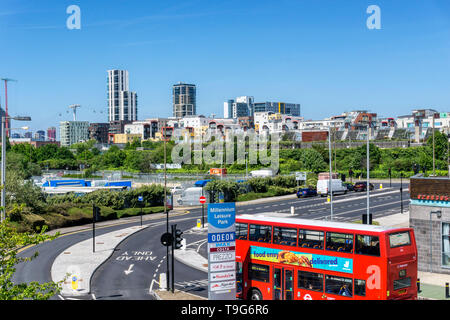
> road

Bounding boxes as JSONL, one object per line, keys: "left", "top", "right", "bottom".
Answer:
{"left": 13, "top": 183, "right": 409, "bottom": 300}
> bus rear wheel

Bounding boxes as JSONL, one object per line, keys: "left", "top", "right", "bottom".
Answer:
{"left": 248, "top": 288, "right": 263, "bottom": 300}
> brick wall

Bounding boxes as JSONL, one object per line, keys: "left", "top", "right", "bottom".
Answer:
{"left": 410, "top": 204, "right": 450, "bottom": 275}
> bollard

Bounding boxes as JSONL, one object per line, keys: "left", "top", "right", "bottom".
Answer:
{"left": 417, "top": 278, "right": 422, "bottom": 293}
{"left": 291, "top": 206, "right": 295, "bottom": 215}
{"left": 159, "top": 273, "right": 167, "bottom": 291}
{"left": 380, "top": 184, "right": 383, "bottom": 189}
{"left": 327, "top": 195, "right": 330, "bottom": 203}
{"left": 446, "top": 282, "right": 449, "bottom": 298}
{"left": 71, "top": 275, "right": 79, "bottom": 291}
{"left": 196, "top": 219, "right": 201, "bottom": 228}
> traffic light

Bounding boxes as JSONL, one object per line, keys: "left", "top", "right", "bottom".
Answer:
{"left": 174, "top": 228, "right": 183, "bottom": 249}
{"left": 93, "top": 205, "right": 101, "bottom": 222}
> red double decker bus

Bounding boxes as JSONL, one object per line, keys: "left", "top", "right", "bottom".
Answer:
{"left": 235, "top": 214, "right": 417, "bottom": 300}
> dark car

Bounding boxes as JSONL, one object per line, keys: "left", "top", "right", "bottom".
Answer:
{"left": 353, "top": 181, "right": 374, "bottom": 192}
{"left": 343, "top": 182, "right": 354, "bottom": 191}
{"left": 297, "top": 187, "right": 317, "bottom": 198}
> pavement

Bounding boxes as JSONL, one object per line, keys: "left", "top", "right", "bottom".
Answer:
{"left": 46, "top": 190, "right": 450, "bottom": 300}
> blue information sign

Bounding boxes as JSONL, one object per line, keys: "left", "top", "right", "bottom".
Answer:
{"left": 207, "top": 202, "right": 235, "bottom": 230}
{"left": 207, "top": 202, "right": 236, "bottom": 300}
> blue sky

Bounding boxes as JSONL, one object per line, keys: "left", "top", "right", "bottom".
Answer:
{"left": 0, "top": 0, "right": 449, "bottom": 134}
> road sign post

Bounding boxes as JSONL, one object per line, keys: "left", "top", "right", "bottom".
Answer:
{"left": 207, "top": 202, "right": 236, "bottom": 300}
{"left": 171, "top": 224, "right": 175, "bottom": 293}
{"left": 92, "top": 205, "right": 101, "bottom": 253}
{"left": 200, "top": 195, "right": 206, "bottom": 228}
{"left": 138, "top": 195, "right": 144, "bottom": 227}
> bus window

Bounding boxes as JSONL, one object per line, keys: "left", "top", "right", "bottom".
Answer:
{"left": 236, "top": 223, "right": 248, "bottom": 240}
{"left": 389, "top": 231, "right": 411, "bottom": 248}
{"left": 273, "top": 227, "right": 297, "bottom": 246}
{"left": 325, "top": 275, "right": 353, "bottom": 297}
{"left": 298, "top": 270, "right": 323, "bottom": 292}
{"left": 298, "top": 229, "right": 324, "bottom": 249}
{"left": 354, "top": 279, "right": 366, "bottom": 297}
{"left": 236, "top": 262, "right": 243, "bottom": 298}
{"left": 249, "top": 225, "right": 272, "bottom": 243}
{"left": 326, "top": 232, "right": 353, "bottom": 253}
{"left": 248, "top": 263, "right": 270, "bottom": 283}
{"left": 355, "top": 234, "right": 380, "bottom": 256}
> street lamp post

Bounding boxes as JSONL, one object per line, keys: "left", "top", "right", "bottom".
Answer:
{"left": 400, "top": 172, "right": 404, "bottom": 214}
{"left": 366, "top": 123, "right": 370, "bottom": 224}
{"left": 1, "top": 116, "right": 32, "bottom": 222}
{"left": 447, "top": 128, "right": 450, "bottom": 179}
{"left": 429, "top": 210, "right": 442, "bottom": 272}
{"left": 1, "top": 117, "right": 5, "bottom": 222}
{"left": 328, "top": 126, "right": 333, "bottom": 221}
{"left": 432, "top": 114, "right": 436, "bottom": 176}
{"left": 163, "top": 127, "right": 169, "bottom": 291}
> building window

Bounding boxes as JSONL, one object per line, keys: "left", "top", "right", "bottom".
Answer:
{"left": 443, "top": 223, "right": 450, "bottom": 267}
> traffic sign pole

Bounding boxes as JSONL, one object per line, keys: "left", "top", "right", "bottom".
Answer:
{"left": 199, "top": 195, "right": 206, "bottom": 228}
{"left": 138, "top": 195, "right": 144, "bottom": 227}
{"left": 92, "top": 204, "right": 95, "bottom": 253}
{"left": 171, "top": 224, "right": 175, "bottom": 293}
{"left": 202, "top": 199, "right": 206, "bottom": 229}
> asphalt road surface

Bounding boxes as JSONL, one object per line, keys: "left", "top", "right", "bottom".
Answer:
{"left": 14, "top": 183, "right": 409, "bottom": 300}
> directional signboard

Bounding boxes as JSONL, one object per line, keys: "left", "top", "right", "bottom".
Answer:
{"left": 295, "top": 171, "right": 307, "bottom": 181}
{"left": 207, "top": 202, "right": 236, "bottom": 300}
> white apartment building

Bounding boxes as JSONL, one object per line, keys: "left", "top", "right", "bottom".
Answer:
{"left": 107, "top": 70, "right": 138, "bottom": 122}
{"left": 254, "top": 112, "right": 303, "bottom": 134}
{"left": 59, "top": 121, "right": 89, "bottom": 147}
{"left": 396, "top": 111, "right": 450, "bottom": 130}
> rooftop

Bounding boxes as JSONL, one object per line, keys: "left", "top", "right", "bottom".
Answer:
{"left": 236, "top": 213, "right": 401, "bottom": 233}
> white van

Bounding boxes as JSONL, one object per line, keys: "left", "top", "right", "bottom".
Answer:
{"left": 250, "top": 169, "right": 274, "bottom": 178}
{"left": 177, "top": 187, "right": 206, "bottom": 206}
{"left": 317, "top": 179, "right": 347, "bottom": 196}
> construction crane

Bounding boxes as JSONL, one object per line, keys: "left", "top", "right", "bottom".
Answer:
{"left": 1, "top": 78, "right": 17, "bottom": 137}
{"left": 68, "top": 104, "right": 81, "bottom": 121}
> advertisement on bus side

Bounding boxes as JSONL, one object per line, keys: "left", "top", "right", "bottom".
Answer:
{"left": 250, "top": 246, "right": 353, "bottom": 274}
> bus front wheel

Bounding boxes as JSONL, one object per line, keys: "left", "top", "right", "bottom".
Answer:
{"left": 248, "top": 288, "right": 263, "bottom": 300}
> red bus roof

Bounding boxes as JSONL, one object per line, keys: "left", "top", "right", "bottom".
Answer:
{"left": 236, "top": 214, "right": 402, "bottom": 233}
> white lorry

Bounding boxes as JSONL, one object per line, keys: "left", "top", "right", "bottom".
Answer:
{"left": 317, "top": 179, "right": 348, "bottom": 196}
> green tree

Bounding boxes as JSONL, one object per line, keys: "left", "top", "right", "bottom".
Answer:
{"left": 5, "top": 169, "right": 46, "bottom": 213}
{"left": 426, "top": 131, "right": 449, "bottom": 161}
{"left": 0, "top": 213, "right": 62, "bottom": 300}
{"left": 300, "top": 148, "right": 326, "bottom": 173}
